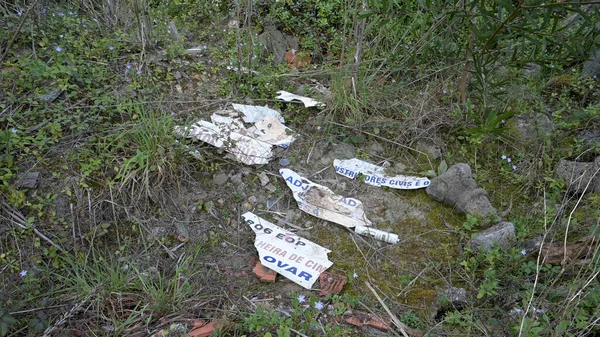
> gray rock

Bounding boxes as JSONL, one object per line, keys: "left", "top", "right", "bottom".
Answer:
{"left": 426, "top": 163, "right": 497, "bottom": 218}
{"left": 258, "top": 27, "right": 297, "bottom": 64}
{"left": 508, "top": 113, "right": 553, "bottom": 144}
{"left": 467, "top": 222, "right": 516, "bottom": 252}
{"left": 37, "top": 88, "right": 62, "bottom": 103}
{"left": 523, "top": 63, "right": 542, "bottom": 78}
{"left": 416, "top": 140, "right": 442, "bottom": 160}
{"left": 583, "top": 49, "right": 600, "bottom": 78}
{"left": 577, "top": 128, "right": 600, "bottom": 149}
{"left": 15, "top": 172, "right": 40, "bottom": 189}
{"left": 555, "top": 156, "right": 600, "bottom": 194}
{"left": 167, "top": 20, "right": 180, "bottom": 41}
{"left": 522, "top": 236, "right": 543, "bottom": 254}
{"left": 435, "top": 287, "right": 468, "bottom": 317}
{"left": 212, "top": 172, "right": 228, "bottom": 186}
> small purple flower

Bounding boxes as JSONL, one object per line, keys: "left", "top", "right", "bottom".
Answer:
{"left": 353, "top": 271, "right": 358, "bottom": 279}
{"left": 55, "top": 46, "right": 63, "bottom": 52}
{"left": 171, "top": 111, "right": 176, "bottom": 116}
{"left": 391, "top": 79, "right": 396, "bottom": 83}
{"left": 58, "top": 12, "right": 65, "bottom": 17}
{"left": 42, "top": 8, "right": 47, "bottom": 14}
{"left": 93, "top": 18, "right": 98, "bottom": 23}
{"left": 443, "top": 89, "right": 447, "bottom": 94}
{"left": 136, "top": 70, "right": 142, "bottom": 75}
{"left": 501, "top": 155, "right": 507, "bottom": 160}
{"left": 513, "top": 165, "right": 517, "bottom": 171}
{"left": 594, "top": 75, "right": 598, "bottom": 79}
{"left": 126, "top": 63, "right": 132, "bottom": 69}
{"left": 314, "top": 301, "right": 324, "bottom": 310}
{"left": 17, "top": 10, "right": 23, "bottom": 16}
{"left": 507, "top": 157, "right": 512, "bottom": 163}
{"left": 512, "top": 307, "right": 523, "bottom": 314}
{"left": 317, "top": 126, "right": 322, "bottom": 131}
{"left": 108, "top": 46, "right": 115, "bottom": 51}
{"left": 534, "top": 308, "right": 544, "bottom": 314}
{"left": 19, "top": 270, "right": 27, "bottom": 277}
{"left": 59, "top": 34, "right": 64, "bottom": 38}
{"left": 69, "top": 11, "right": 75, "bottom": 15}
{"left": 83, "top": 24, "right": 87, "bottom": 28}
{"left": 11, "top": 128, "right": 17, "bottom": 133}
{"left": 521, "top": 249, "right": 527, "bottom": 255}
{"left": 501, "top": 119, "right": 506, "bottom": 124}
{"left": 419, "top": 91, "right": 423, "bottom": 96}
{"left": 297, "top": 295, "right": 306, "bottom": 303}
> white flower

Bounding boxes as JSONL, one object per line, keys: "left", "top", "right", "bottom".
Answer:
{"left": 19, "top": 270, "right": 27, "bottom": 277}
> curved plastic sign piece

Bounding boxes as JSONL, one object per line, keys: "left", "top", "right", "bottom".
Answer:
{"left": 275, "top": 90, "right": 325, "bottom": 108}
{"left": 243, "top": 212, "right": 332, "bottom": 289}
{"left": 333, "top": 158, "right": 430, "bottom": 190}
{"left": 279, "top": 169, "right": 372, "bottom": 229}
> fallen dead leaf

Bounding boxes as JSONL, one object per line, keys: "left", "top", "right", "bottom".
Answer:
{"left": 343, "top": 310, "right": 392, "bottom": 331}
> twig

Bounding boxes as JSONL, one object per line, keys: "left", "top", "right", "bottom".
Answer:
{"left": 41, "top": 281, "right": 105, "bottom": 337}
{"left": 328, "top": 121, "right": 434, "bottom": 170}
{"left": 365, "top": 281, "right": 425, "bottom": 337}
{"left": 1, "top": 201, "right": 66, "bottom": 253}
{"left": 0, "top": 0, "right": 43, "bottom": 63}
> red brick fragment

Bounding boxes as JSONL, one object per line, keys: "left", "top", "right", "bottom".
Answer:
{"left": 252, "top": 262, "right": 277, "bottom": 282}
{"left": 319, "top": 271, "right": 347, "bottom": 296}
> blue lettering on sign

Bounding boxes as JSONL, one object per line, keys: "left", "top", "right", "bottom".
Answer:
{"left": 285, "top": 175, "right": 310, "bottom": 191}
{"left": 423, "top": 180, "right": 430, "bottom": 186}
{"left": 339, "top": 197, "right": 357, "bottom": 207}
{"left": 263, "top": 255, "right": 313, "bottom": 281}
{"left": 334, "top": 165, "right": 357, "bottom": 178}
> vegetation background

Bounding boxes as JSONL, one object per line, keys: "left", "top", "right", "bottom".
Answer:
{"left": 1, "top": 0, "right": 599, "bottom": 336}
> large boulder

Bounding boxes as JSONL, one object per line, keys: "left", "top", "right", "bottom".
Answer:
{"left": 426, "top": 163, "right": 496, "bottom": 218}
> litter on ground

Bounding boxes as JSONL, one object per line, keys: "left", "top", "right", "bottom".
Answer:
{"left": 243, "top": 212, "right": 333, "bottom": 289}
{"left": 279, "top": 169, "right": 399, "bottom": 243}
{"left": 175, "top": 104, "right": 295, "bottom": 165}
{"left": 276, "top": 90, "right": 324, "bottom": 108}
{"left": 334, "top": 158, "right": 430, "bottom": 190}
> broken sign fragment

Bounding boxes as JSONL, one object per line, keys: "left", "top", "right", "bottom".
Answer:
{"left": 175, "top": 104, "right": 295, "bottom": 164}
{"left": 231, "top": 103, "right": 284, "bottom": 123}
{"left": 333, "top": 158, "right": 430, "bottom": 190}
{"left": 276, "top": 90, "right": 324, "bottom": 108}
{"left": 279, "top": 169, "right": 372, "bottom": 229}
{"left": 243, "top": 212, "right": 332, "bottom": 289}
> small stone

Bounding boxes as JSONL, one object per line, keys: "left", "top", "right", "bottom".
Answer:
{"left": 279, "top": 158, "right": 291, "bottom": 166}
{"left": 264, "top": 183, "right": 277, "bottom": 193}
{"left": 213, "top": 172, "right": 228, "bottom": 186}
{"left": 435, "top": 287, "right": 468, "bottom": 318}
{"left": 248, "top": 195, "right": 257, "bottom": 204}
{"left": 15, "top": 172, "right": 40, "bottom": 189}
{"left": 466, "top": 222, "right": 516, "bottom": 252}
{"left": 217, "top": 198, "right": 224, "bottom": 206}
{"left": 259, "top": 172, "right": 270, "bottom": 186}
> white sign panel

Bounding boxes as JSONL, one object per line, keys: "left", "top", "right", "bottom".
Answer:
{"left": 275, "top": 90, "right": 324, "bottom": 108}
{"left": 333, "top": 158, "right": 430, "bottom": 190}
{"left": 279, "top": 168, "right": 372, "bottom": 229}
{"left": 242, "top": 212, "right": 332, "bottom": 289}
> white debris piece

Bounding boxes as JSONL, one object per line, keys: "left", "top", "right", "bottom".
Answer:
{"left": 333, "top": 158, "right": 430, "bottom": 190}
{"left": 276, "top": 90, "right": 324, "bottom": 108}
{"left": 243, "top": 212, "right": 333, "bottom": 289}
{"left": 246, "top": 116, "right": 295, "bottom": 148}
{"left": 175, "top": 120, "right": 273, "bottom": 165}
{"left": 279, "top": 168, "right": 372, "bottom": 229}
{"left": 355, "top": 226, "right": 399, "bottom": 244}
{"left": 175, "top": 105, "right": 296, "bottom": 164}
{"left": 231, "top": 103, "right": 285, "bottom": 123}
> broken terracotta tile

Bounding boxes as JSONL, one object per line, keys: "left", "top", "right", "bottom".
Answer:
{"left": 187, "top": 320, "right": 232, "bottom": 337}
{"left": 319, "top": 271, "right": 347, "bottom": 296}
{"left": 343, "top": 310, "right": 391, "bottom": 332}
{"left": 252, "top": 262, "right": 277, "bottom": 282}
